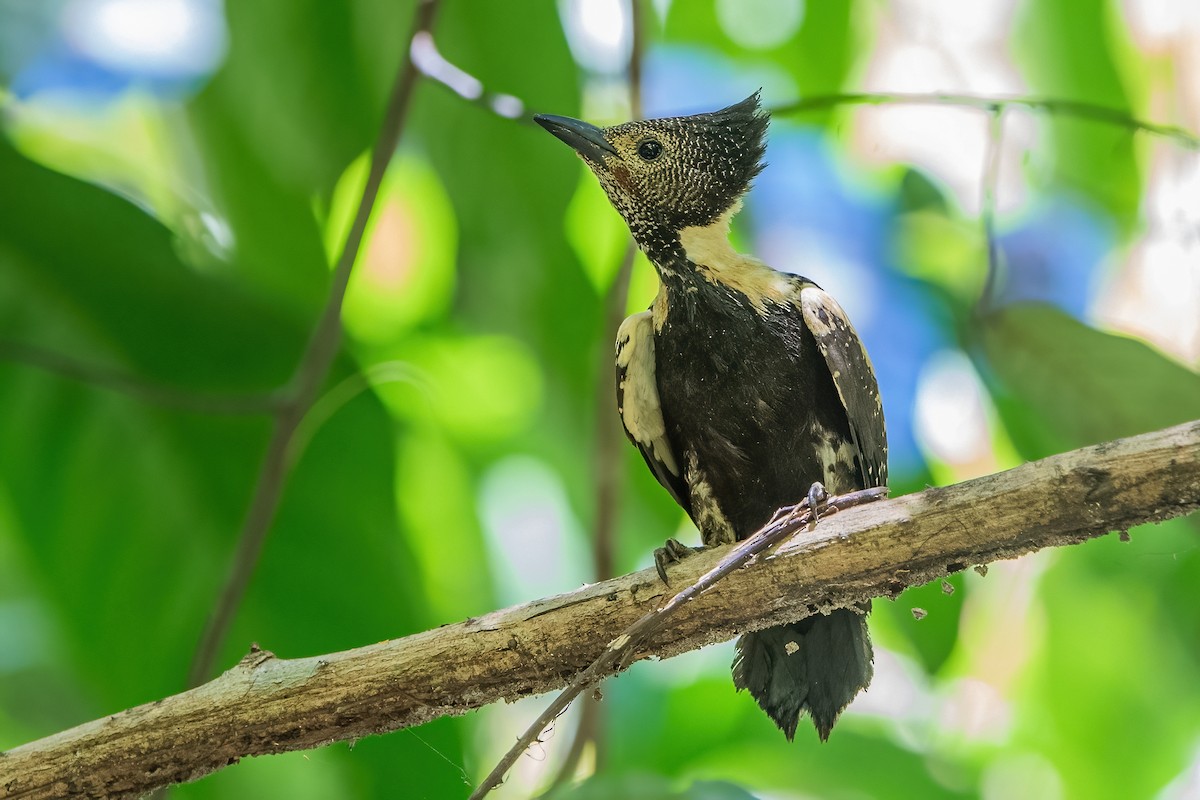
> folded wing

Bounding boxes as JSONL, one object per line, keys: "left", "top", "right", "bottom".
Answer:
{"left": 615, "top": 311, "right": 690, "bottom": 512}
{"left": 798, "top": 285, "right": 888, "bottom": 489}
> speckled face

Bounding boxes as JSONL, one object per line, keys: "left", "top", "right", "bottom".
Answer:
{"left": 538, "top": 92, "right": 769, "bottom": 239}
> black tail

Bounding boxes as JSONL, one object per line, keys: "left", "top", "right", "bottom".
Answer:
{"left": 732, "top": 605, "right": 873, "bottom": 741}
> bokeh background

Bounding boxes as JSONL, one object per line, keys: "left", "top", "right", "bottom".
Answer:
{"left": 2, "top": 0, "right": 1200, "bottom": 798}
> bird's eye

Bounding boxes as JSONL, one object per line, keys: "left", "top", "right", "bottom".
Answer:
{"left": 637, "top": 139, "right": 663, "bottom": 161}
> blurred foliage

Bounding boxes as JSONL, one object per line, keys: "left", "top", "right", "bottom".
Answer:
{"left": 1, "top": 1, "right": 1199, "bottom": 799}
{"left": 979, "top": 304, "right": 1200, "bottom": 455}
{"left": 1014, "top": 0, "right": 1145, "bottom": 230}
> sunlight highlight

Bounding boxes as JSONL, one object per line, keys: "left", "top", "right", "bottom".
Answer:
{"left": 559, "top": 0, "right": 631, "bottom": 74}
{"left": 715, "top": 0, "right": 805, "bottom": 50}
{"left": 62, "top": 0, "right": 226, "bottom": 77}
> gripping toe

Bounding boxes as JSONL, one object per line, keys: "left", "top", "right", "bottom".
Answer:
{"left": 653, "top": 537, "right": 700, "bottom": 584}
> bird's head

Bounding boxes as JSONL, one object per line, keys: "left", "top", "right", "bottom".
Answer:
{"left": 535, "top": 92, "right": 768, "bottom": 245}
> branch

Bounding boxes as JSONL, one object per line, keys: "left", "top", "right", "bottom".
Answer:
{"left": 474, "top": 485, "right": 887, "bottom": 800}
{"left": 0, "top": 339, "right": 283, "bottom": 415}
{"left": 3, "top": 421, "right": 1198, "bottom": 799}
{"left": 412, "top": 44, "right": 1200, "bottom": 153}
{"left": 410, "top": 28, "right": 528, "bottom": 123}
{"left": 773, "top": 92, "right": 1200, "bottom": 150}
{"left": 184, "top": 0, "right": 442, "bottom": 688}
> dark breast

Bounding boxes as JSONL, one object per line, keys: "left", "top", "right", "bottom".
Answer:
{"left": 655, "top": 279, "right": 861, "bottom": 543}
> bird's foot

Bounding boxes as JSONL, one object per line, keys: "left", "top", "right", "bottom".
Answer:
{"left": 654, "top": 537, "right": 701, "bottom": 585}
{"left": 806, "top": 482, "right": 829, "bottom": 531}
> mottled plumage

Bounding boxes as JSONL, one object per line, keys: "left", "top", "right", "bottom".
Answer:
{"left": 537, "top": 93, "right": 887, "bottom": 741}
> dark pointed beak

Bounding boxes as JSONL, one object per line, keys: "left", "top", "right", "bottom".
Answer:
{"left": 534, "top": 114, "right": 618, "bottom": 165}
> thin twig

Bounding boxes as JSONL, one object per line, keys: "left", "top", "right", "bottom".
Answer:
{"left": 185, "top": 0, "right": 442, "bottom": 689}
{"left": 410, "top": 28, "right": 531, "bottom": 124}
{"left": 413, "top": 47, "right": 1200, "bottom": 153}
{"left": 549, "top": 1, "right": 647, "bottom": 788}
{"left": 627, "top": 0, "right": 645, "bottom": 121}
{"left": 773, "top": 91, "right": 1200, "bottom": 150}
{"left": 978, "top": 107, "right": 1005, "bottom": 311}
{"left": 0, "top": 339, "right": 283, "bottom": 415}
{"left": 469, "top": 486, "right": 888, "bottom": 800}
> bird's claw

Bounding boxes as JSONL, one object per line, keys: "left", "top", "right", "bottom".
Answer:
{"left": 806, "top": 481, "right": 829, "bottom": 530}
{"left": 653, "top": 537, "right": 700, "bottom": 585}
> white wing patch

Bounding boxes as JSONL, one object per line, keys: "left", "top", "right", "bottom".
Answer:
{"left": 616, "top": 311, "right": 679, "bottom": 477}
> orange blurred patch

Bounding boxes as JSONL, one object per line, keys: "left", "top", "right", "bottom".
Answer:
{"left": 364, "top": 197, "right": 418, "bottom": 291}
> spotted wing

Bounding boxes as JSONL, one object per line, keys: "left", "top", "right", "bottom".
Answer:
{"left": 615, "top": 311, "right": 690, "bottom": 512}
{"left": 798, "top": 286, "right": 888, "bottom": 488}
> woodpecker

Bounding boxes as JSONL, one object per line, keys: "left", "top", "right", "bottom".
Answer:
{"left": 535, "top": 93, "right": 887, "bottom": 741}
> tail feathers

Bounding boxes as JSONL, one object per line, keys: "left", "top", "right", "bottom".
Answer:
{"left": 732, "top": 606, "right": 873, "bottom": 741}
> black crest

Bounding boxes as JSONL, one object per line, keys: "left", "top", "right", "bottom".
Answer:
{"left": 690, "top": 91, "right": 770, "bottom": 189}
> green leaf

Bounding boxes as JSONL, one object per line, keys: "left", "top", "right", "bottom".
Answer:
{"left": 0, "top": 134, "right": 303, "bottom": 712}
{"left": 334, "top": 153, "right": 459, "bottom": 343}
{"left": 0, "top": 135, "right": 304, "bottom": 391}
{"left": 566, "top": 170, "right": 631, "bottom": 296}
{"left": 0, "top": 125, "right": 466, "bottom": 797}
{"left": 978, "top": 303, "right": 1200, "bottom": 457}
{"left": 1013, "top": 0, "right": 1145, "bottom": 229}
